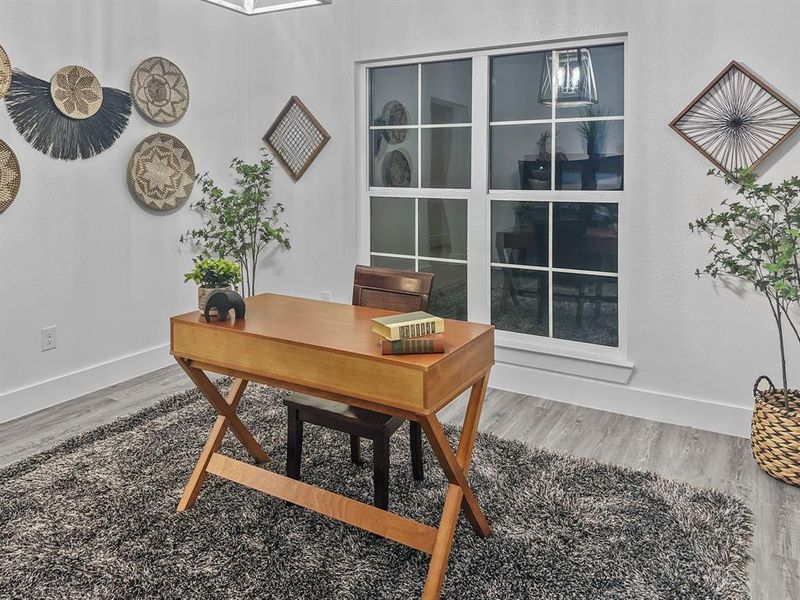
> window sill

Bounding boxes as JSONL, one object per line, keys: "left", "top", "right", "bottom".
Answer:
{"left": 494, "top": 331, "right": 635, "bottom": 384}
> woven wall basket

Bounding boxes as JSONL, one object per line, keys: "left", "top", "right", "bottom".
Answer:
{"left": 751, "top": 377, "right": 800, "bottom": 486}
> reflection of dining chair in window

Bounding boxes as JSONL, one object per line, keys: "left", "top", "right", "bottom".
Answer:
{"left": 553, "top": 205, "right": 618, "bottom": 326}
{"left": 495, "top": 227, "right": 546, "bottom": 325}
{"left": 568, "top": 276, "right": 616, "bottom": 329}
{"left": 425, "top": 200, "right": 451, "bottom": 257}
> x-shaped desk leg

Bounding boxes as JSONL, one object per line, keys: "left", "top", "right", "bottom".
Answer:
{"left": 176, "top": 359, "right": 268, "bottom": 512}
{"left": 420, "top": 373, "right": 491, "bottom": 599}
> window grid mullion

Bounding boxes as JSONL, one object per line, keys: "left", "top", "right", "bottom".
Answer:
{"left": 414, "top": 197, "right": 420, "bottom": 272}
{"left": 548, "top": 50, "right": 557, "bottom": 339}
{"left": 417, "top": 63, "right": 422, "bottom": 189}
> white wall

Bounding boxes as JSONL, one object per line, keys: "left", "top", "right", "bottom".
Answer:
{"left": 2, "top": 0, "right": 799, "bottom": 438}
{"left": 0, "top": 0, "right": 252, "bottom": 420}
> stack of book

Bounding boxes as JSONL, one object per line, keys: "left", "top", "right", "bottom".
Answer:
{"left": 371, "top": 311, "right": 446, "bottom": 355}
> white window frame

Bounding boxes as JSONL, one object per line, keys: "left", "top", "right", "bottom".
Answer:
{"left": 355, "top": 34, "right": 631, "bottom": 374}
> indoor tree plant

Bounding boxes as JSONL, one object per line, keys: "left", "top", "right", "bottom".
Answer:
{"left": 184, "top": 257, "right": 241, "bottom": 313}
{"left": 691, "top": 168, "right": 800, "bottom": 486}
{"left": 180, "top": 149, "right": 290, "bottom": 297}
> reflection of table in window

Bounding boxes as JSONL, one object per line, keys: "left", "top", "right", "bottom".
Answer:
{"left": 555, "top": 154, "right": 624, "bottom": 190}
{"left": 518, "top": 155, "right": 623, "bottom": 190}
{"left": 495, "top": 226, "right": 547, "bottom": 325}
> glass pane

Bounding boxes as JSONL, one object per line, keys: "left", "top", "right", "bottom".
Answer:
{"left": 553, "top": 203, "right": 618, "bottom": 272}
{"left": 553, "top": 273, "right": 618, "bottom": 346}
{"left": 370, "top": 64, "right": 418, "bottom": 127}
{"left": 490, "top": 52, "right": 551, "bottom": 121}
{"left": 490, "top": 124, "right": 551, "bottom": 190}
{"left": 419, "top": 260, "right": 467, "bottom": 321}
{"left": 371, "top": 129, "right": 418, "bottom": 188}
{"left": 557, "top": 44, "right": 624, "bottom": 118}
{"left": 554, "top": 120, "right": 623, "bottom": 190}
{"left": 491, "top": 267, "right": 548, "bottom": 336}
{"left": 421, "top": 59, "right": 472, "bottom": 124}
{"left": 371, "top": 255, "right": 415, "bottom": 271}
{"left": 419, "top": 198, "right": 467, "bottom": 260}
{"left": 370, "top": 197, "right": 414, "bottom": 255}
{"left": 421, "top": 127, "right": 471, "bottom": 188}
{"left": 491, "top": 201, "right": 548, "bottom": 267}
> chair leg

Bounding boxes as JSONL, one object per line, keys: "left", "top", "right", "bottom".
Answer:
{"left": 350, "top": 434, "right": 363, "bottom": 465}
{"left": 373, "top": 434, "right": 390, "bottom": 511}
{"left": 410, "top": 421, "right": 424, "bottom": 481}
{"left": 287, "top": 407, "right": 303, "bottom": 480}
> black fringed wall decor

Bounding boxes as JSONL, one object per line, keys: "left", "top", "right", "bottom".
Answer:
{"left": 670, "top": 61, "right": 800, "bottom": 174}
{"left": 4, "top": 67, "right": 132, "bottom": 160}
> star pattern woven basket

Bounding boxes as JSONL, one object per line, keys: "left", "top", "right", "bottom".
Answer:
{"left": 751, "top": 376, "right": 800, "bottom": 486}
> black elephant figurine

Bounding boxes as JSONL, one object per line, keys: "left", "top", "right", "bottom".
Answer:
{"left": 204, "top": 290, "right": 246, "bottom": 322}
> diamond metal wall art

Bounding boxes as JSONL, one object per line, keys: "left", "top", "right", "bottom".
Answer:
{"left": 670, "top": 61, "right": 800, "bottom": 174}
{"left": 262, "top": 96, "right": 330, "bottom": 182}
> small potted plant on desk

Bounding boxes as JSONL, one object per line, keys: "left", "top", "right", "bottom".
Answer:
{"left": 691, "top": 168, "right": 800, "bottom": 486}
{"left": 185, "top": 257, "right": 241, "bottom": 316}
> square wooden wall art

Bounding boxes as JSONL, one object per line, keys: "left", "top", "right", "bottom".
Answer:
{"left": 263, "top": 96, "right": 330, "bottom": 181}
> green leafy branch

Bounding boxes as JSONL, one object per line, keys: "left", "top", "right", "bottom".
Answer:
{"left": 180, "top": 149, "right": 291, "bottom": 297}
{"left": 691, "top": 168, "right": 800, "bottom": 409}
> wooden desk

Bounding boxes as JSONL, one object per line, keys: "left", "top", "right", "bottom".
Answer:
{"left": 170, "top": 293, "right": 495, "bottom": 599}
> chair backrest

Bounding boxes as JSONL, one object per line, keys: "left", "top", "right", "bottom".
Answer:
{"left": 352, "top": 265, "right": 435, "bottom": 313}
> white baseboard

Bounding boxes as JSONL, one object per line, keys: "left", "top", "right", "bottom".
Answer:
{"left": 490, "top": 361, "right": 753, "bottom": 439}
{"left": 0, "top": 344, "right": 753, "bottom": 439}
{"left": 0, "top": 344, "right": 173, "bottom": 424}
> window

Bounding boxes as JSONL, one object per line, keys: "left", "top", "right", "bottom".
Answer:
{"left": 362, "top": 39, "right": 625, "bottom": 351}
{"left": 368, "top": 60, "right": 472, "bottom": 320}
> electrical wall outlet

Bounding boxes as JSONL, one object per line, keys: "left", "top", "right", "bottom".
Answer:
{"left": 320, "top": 291, "right": 332, "bottom": 302}
{"left": 41, "top": 326, "right": 57, "bottom": 351}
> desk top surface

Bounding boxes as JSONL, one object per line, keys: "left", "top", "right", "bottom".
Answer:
{"left": 171, "top": 293, "right": 493, "bottom": 370}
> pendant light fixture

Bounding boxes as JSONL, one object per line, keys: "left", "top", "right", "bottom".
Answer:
{"left": 201, "top": 0, "right": 330, "bottom": 16}
{"left": 538, "top": 48, "right": 598, "bottom": 107}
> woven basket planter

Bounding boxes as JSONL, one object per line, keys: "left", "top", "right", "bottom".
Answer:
{"left": 751, "top": 377, "right": 800, "bottom": 486}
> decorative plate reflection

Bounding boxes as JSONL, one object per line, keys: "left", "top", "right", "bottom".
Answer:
{"left": 131, "top": 57, "right": 190, "bottom": 124}
{"left": 0, "top": 139, "right": 21, "bottom": 215}
{"left": 381, "top": 100, "right": 408, "bottom": 144}
{"left": 50, "top": 66, "right": 103, "bottom": 120}
{"left": 381, "top": 148, "right": 412, "bottom": 187}
{"left": 0, "top": 43, "right": 11, "bottom": 98}
{"left": 128, "top": 133, "right": 195, "bottom": 211}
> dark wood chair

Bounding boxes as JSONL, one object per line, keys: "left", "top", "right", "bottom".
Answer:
{"left": 283, "top": 265, "right": 435, "bottom": 510}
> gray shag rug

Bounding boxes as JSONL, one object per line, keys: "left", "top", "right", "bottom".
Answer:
{"left": 0, "top": 381, "right": 753, "bottom": 599}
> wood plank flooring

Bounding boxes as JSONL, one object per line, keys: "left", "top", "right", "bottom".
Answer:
{"left": 0, "top": 366, "right": 797, "bottom": 599}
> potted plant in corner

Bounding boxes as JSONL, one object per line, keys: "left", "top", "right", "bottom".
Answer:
{"left": 691, "top": 169, "right": 800, "bottom": 486}
{"left": 180, "top": 149, "right": 290, "bottom": 297}
{"left": 185, "top": 257, "right": 241, "bottom": 315}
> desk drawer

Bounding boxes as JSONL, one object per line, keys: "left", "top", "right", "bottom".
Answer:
{"left": 172, "top": 323, "right": 425, "bottom": 410}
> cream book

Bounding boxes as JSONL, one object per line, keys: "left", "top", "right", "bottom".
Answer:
{"left": 371, "top": 311, "right": 445, "bottom": 341}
